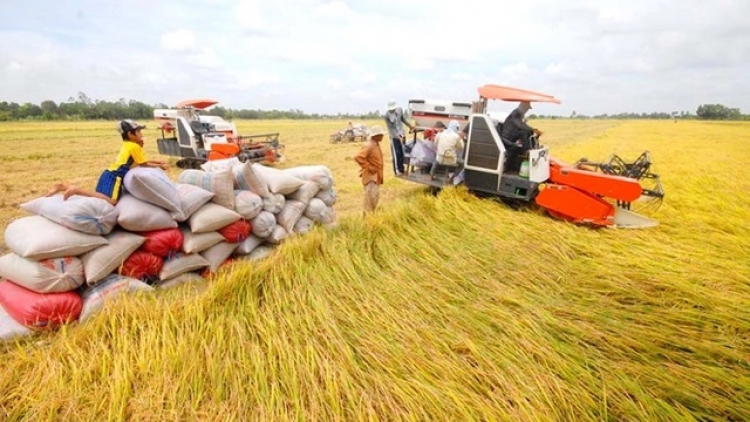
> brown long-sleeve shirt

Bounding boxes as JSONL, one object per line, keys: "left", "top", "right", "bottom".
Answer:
{"left": 354, "top": 140, "right": 384, "bottom": 185}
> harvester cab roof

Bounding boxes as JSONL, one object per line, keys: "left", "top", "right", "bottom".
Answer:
{"left": 399, "top": 84, "right": 664, "bottom": 229}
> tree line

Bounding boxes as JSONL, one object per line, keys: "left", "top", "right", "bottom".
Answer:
{"left": 0, "top": 92, "right": 746, "bottom": 122}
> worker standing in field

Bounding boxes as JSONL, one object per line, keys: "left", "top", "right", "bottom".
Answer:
{"left": 384, "top": 101, "right": 415, "bottom": 176}
{"left": 354, "top": 125, "right": 385, "bottom": 215}
{"left": 46, "top": 119, "right": 169, "bottom": 205}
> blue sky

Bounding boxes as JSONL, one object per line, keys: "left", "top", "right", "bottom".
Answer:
{"left": 1, "top": 0, "right": 748, "bottom": 116}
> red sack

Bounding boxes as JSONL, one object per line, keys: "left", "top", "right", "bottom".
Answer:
{"left": 218, "top": 219, "right": 251, "bottom": 243}
{"left": 0, "top": 280, "right": 82, "bottom": 329}
{"left": 139, "top": 228, "right": 184, "bottom": 258}
{"left": 120, "top": 251, "right": 164, "bottom": 282}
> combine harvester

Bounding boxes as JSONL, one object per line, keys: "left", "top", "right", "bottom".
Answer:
{"left": 399, "top": 84, "right": 665, "bottom": 228}
{"left": 153, "top": 99, "right": 284, "bottom": 169}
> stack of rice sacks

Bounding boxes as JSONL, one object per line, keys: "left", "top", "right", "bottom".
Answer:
{"left": 0, "top": 158, "right": 336, "bottom": 341}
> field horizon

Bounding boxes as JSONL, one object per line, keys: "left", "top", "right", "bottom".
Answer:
{"left": 0, "top": 119, "right": 748, "bottom": 421}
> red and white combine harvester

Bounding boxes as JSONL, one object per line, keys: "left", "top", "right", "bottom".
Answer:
{"left": 400, "top": 84, "right": 665, "bottom": 228}
{"left": 153, "top": 99, "right": 284, "bottom": 169}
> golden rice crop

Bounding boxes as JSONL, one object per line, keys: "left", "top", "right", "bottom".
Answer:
{"left": 0, "top": 119, "right": 748, "bottom": 421}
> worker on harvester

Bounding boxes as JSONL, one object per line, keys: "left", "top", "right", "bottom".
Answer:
{"left": 501, "top": 100, "right": 542, "bottom": 173}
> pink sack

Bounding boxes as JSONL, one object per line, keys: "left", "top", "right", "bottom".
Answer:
{"left": 0, "top": 280, "right": 82, "bottom": 329}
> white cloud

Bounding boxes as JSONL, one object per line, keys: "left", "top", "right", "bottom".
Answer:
{"left": 0, "top": 0, "right": 749, "bottom": 115}
{"left": 160, "top": 30, "right": 196, "bottom": 52}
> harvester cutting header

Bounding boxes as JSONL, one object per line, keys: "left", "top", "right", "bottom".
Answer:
{"left": 153, "top": 99, "right": 284, "bottom": 169}
{"left": 400, "top": 84, "right": 665, "bottom": 228}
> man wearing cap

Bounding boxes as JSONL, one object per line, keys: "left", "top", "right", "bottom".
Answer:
{"left": 384, "top": 101, "right": 415, "bottom": 176}
{"left": 501, "top": 101, "right": 542, "bottom": 172}
{"left": 47, "top": 119, "right": 169, "bottom": 205}
{"left": 354, "top": 125, "right": 385, "bottom": 215}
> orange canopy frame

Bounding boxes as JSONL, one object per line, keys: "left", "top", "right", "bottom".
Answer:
{"left": 175, "top": 99, "right": 219, "bottom": 110}
{"left": 477, "top": 84, "right": 561, "bottom": 104}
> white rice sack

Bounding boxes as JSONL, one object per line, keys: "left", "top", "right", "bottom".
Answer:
{"left": 181, "top": 229, "right": 224, "bottom": 254}
{"left": 123, "top": 167, "right": 181, "bottom": 213}
{"left": 157, "top": 272, "right": 207, "bottom": 290}
{"left": 5, "top": 216, "right": 108, "bottom": 261}
{"left": 20, "top": 194, "right": 118, "bottom": 235}
{"left": 80, "top": 231, "right": 145, "bottom": 286}
{"left": 247, "top": 245, "right": 273, "bottom": 261}
{"left": 235, "top": 235, "right": 264, "bottom": 255}
{"left": 171, "top": 184, "right": 215, "bottom": 222}
{"left": 320, "top": 206, "right": 337, "bottom": 225}
{"left": 0, "top": 304, "right": 32, "bottom": 342}
{"left": 234, "top": 190, "right": 263, "bottom": 220}
{"left": 189, "top": 203, "right": 241, "bottom": 233}
{"left": 287, "top": 181, "right": 320, "bottom": 205}
{"left": 0, "top": 254, "right": 84, "bottom": 294}
{"left": 314, "top": 188, "right": 337, "bottom": 207}
{"left": 282, "top": 165, "right": 334, "bottom": 190}
{"left": 251, "top": 211, "right": 276, "bottom": 238}
{"left": 293, "top": 216, "right": 314, "bottom": 235}
{"left": 79, "top": 274, "right": 153, "bottom": 321}
{"left": 201, "top": 157, "right": 240, "bottom": 172}
{"left": 233, "top": 161, "right": 270, "bottom": 198}
{"left": 252, "top": 164, "right": 305, "bottom": 195}
{"left": 304, "top": 198, "right": 327, "bottom": 222}
{"left": 276, "top": 200, "right": 306, "bottom": 233}
{"left": 159, "top": 253, "right": 210, "bottom": 280}
{"left": 116, "top": 194, "right": 177, "bottom": 232}
{"left": 178, "top": 168, "right": 235, "bottom": 210}
{"left": 262, "top": 193, "right": 286, "bottom": 214}
{"left": 200, "top": 242, "right": 238, "bottom": 273}
{"left": 267, "top": 225, "right": 288, "bottom": 245}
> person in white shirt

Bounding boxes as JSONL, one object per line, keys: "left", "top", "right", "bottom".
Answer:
{"left": 430, "top": 120, "right": 464, "bottom": 181}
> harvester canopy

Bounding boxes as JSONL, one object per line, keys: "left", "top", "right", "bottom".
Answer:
{"left": 477, "top": 84, "right": 561, "bottom": 104}
{"left": 175, "top": 99, "right": 219, "bottom": 110}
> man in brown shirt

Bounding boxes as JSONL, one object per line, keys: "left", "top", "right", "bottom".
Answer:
{"left": 354, "top": 125, "right": 385, "bottom": 215}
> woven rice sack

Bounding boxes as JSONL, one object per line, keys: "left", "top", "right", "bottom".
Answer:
{"left": 293, "top": 216, "right": 314, "bottom": 235}
{"left": 232, "top": 161, "right": 270, "bottom": 198}
{"left": 234, "top": 190, "right": 263, "bottom": 220}
{"left": 266, "top": 225, "right": 288, "bottom": 245}
{"left": 170, "top": 184, "right": 215, "bottom": 222}
{"left": 178, "top": 168, "right": 235, "bottom": 210}
{"left": 0, "top": 254, "right": 84, "bottom": 294}
{"left": 250, "top": 211, "right": 276, "bottom": 238}
{"left": 20, "top": 194, "right": 118, "bottom": 235}
{"left": 157, "top": 272, "right": 207, "bottom": 290}
{"left": 304, "top": 198, "right": 327, "bottom": 222}
{"left": 276, "top": 199, "right": 306, "bottom": 233}
{"left": 252, "top": 164, "right": 305, "bottom": 195}
{"left": 282, "top": 165, "right": 334, "bottom": 190}
{"left": 181, "top": 229, "right": 224, "bottom": 254}
{"left": 235, "top": 235, "right": 264, "bottom": 255}
{"left": 5, "top": 216, "right": 108, "bottom": 261}
{"left": 0, "top": 303, "right": 32, "bottom": 341}
{"left": 287, "top": 181, "right": 320, "bottom": 205}
{"left": 80, "top": 231, "right": 145, "bottom": 286}
{"left": 123, "top": 167, "right": 181, "bottom": 213}
{"left": 0, "top": 280, "right": 82, "bottom": 329}
{"left": 189, "top": 202, "right": 242, "bottom": 233}
{"left": 159, "top": 253, "right": 210, "bottom": 280}
{"left": 314, "top": 188, "right": 337, "bottom": 207}
{"left": 116, "top": 194, "right": 178, "bottom": 232}
{"left": 201, "top": 157, "right": 240, "bottom": 172}
{"left": 200, "top": 242, "right": 238, "bottom": 273}
{"left": 262, "top": 193, "right": 286, "bottom": 214}
{"left": 79, "top": 274, "right": 152, "bottom": 321}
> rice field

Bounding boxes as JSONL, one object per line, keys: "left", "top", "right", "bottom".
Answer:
{"left": 0, "top": 119, "right": 748, "bottom": 421}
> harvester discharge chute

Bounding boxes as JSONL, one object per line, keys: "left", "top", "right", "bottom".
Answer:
{"left": 398, "top": 84, "right": 665, "bottom": 229}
